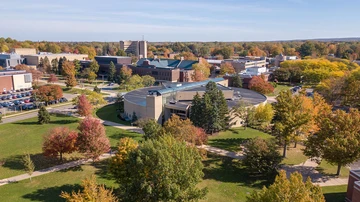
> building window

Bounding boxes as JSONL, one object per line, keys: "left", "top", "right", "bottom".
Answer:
{"left": 24, "top": 74, "right": 32, "bottom": 83}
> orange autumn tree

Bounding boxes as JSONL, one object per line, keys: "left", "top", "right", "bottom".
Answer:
{"left": 220, "top": 62, "right": 236, "bottom": 75}
{"left": 47, "top": 74, "right": 58, "bottom": 83}
{"left": 248, "top": 75, "right": 274, "bottom": 94}
{"left": 191, "top": 59, "right": 211, "bottom": 81}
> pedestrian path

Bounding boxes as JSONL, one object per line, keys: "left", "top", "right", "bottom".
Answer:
{"left": 197, "top": 145, "right": 244, "bottom": 160}
{"left": 281, "top": 159, "right": 349, "bottom": 187}
{"left": 0, "top": 151, "right": 115, "bottom": 187}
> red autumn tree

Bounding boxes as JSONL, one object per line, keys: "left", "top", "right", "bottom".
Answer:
{"left": 42, "top": 127, "right": 78, "bottom": 161}
{"left": 47, "top": 74, "right": 58, "bottom": 83}
{"left": 77, "top": 94, "right": 93, "bottom": 116}
{"left": 35, "top": 85, "right": 63, "bottom": 103}
{"left": 77, "top": 116, "right": 110, "bottom": 161}
{"left": 194, "top": 127, "right": 208, "bottom": 145}
{"left": 248, "top": 75, "right": 274, "bottom": 94}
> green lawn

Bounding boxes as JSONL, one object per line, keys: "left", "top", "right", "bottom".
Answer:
{"left": 281, "top": 144, "right": 308, "bottom": 165}
{"left": 316, "top": 161, "right": 350, "bottom": 178}
{"left": 322, "top": 185, "right": 347, "bottom": 202}
{"left": 266, "top": 84, "right": 291, "bottom": 96}
{"left": 208, "top": 127, "right": 273, "bottom": 152}
{"left": 0, "top": 160, "right": 115, "bottom": 202}
{"left": 96, "top": 104, "right": 131, "bottom": 126}
{"left": 0, "top": 115, "right": 142, "bottom": 179}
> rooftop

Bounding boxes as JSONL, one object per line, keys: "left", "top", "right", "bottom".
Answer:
{"left": 95, "top": 56, "right": 131, "bottom": 59}
{"left": 137, "top": 58, "right": 198, "bottom": 70}
{"left": 24, "top": 53, "right": 88, "bottom": 57}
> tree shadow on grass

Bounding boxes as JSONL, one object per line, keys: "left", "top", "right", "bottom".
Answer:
{"left": 93, "top": 159, "right": 113, "bottom": 181}
{"left": 108, "top": 131, "right": 143, "bottom": 143}
{"left": 203, "top": 154, "right": 274, "bottom": 189}
{"left": 323, "top": 192, "right": 346, "bottom": 202}
{"left": 14, "top": 119, "right": 78, "bottom": 125}
{"left": 208, "top": 138, "right": 251, "bottom": 152}
{"left": 22, "top": 184, "right": 82, "bottom": 202}
{"left": 2, "top": 153, "right": 82, "bottom": 173}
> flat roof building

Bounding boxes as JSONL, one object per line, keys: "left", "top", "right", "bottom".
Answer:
{"left": 23, "top": 53, "right": 88, "bottom": 66}
{"left": 123, "top": 78, "right": 267, "bottom": 125}
{"left": 0, "top": 70, "right": 32, "bottom": 92}
{"left": 120, "top": 40, "right": 147, "bottom": 59}
{"left": 10, "top": 48, "right": 37, "bottom": 56}
{"left": 347, "top": 170, "right": 360, "bottom": 202}
{"left": 94, "top": 56, "right": 132, "bottom": 75}
{"left": 0, "top": 53, "right": 23, "bottom": 69}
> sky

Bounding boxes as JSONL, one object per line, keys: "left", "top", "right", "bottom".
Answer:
{"left": 1, "top": 0, "right": 359, "bottom": 42}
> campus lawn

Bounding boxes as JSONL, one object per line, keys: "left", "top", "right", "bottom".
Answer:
{"left": 96, "top": 104, "right": 131, "bottom": 126}
{"left": 198, "top": 154, "right": 274, "bottom": 202}
{"left": 207, "top": 127, "right": 273, "bottom": 152}
{"left": 322, "top": 185, "right": 347, "bottom": 202}
{"left": 0, "top": 160, "right": 116, "bottom": 202}
{"left": 266, "top": 84, "right": 291, "bottom": 97}
{"left": 0, "top": 115, "right": 142, "bottom": 179}
{"left": 316, "top": 161, "right": 350, "bottom": 178}
{"left": 281, "top": 144, "right": 308, "bottom": 165}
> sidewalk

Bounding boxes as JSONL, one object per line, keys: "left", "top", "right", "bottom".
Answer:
{"left": 0, "top": 151, "right": 114, "bottom": 187}
{"left": 281, "top": 159, "right": 349, "bottom": 187}
{"left": 197, "top": 145, "right": 244, "bottom": 160}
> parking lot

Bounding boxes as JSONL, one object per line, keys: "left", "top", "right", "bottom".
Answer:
{"left": 0, "top": 88, "right": 70, "bottom": 115}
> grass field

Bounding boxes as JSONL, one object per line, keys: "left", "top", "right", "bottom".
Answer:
{"left": 208, "top": 127, "right": 273, "bottom": 152}
{"left": 281, "top": 144, "right": 308, "bottom": 165}
{"left": 322, "top": 185, "right": 347, "bottom": 202}
{"left": 266, "top": 84, "right": 291, "bottom": 96}
{"left": 0, "top": 115, "right": 142, "bottom": 179}
{"left": 96, "top": 104, "right": 131, "bottom": 126}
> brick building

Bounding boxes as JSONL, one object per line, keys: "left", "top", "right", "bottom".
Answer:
{"left": 347, "top": 170, "right": 360, "bottom": 202}
{"left": 0, "top": 70, "right": 32, "bottom": 92}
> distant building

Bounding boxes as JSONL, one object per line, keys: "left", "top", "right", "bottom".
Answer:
{"left": 120, "top": 40, "right": 147, "bottom": 59}
{"left": 130, "top": 57, "right": 199, "bottom": 82}
{"left": 0, "top": 70, "right": 32, "bottom": 92}
{"left": 274, "top": 54, "right": 298, "bottom": 67}
{"left": 10, "top": 48, "right": 37, "bottom": 56}
{"left": 346, "top": 170, "right": 360, "bottom": 202}
{"left": 94, "top": 56, "right": 132, "bottom": 75}
{"left": 0, "top": 53, "right": 23, "bottom": 69}
{"left": 23, "top": 53, "right": 88, "bottom": 66}
{"left": 123, "top": 78, "right": 267, "bottom": 125}
{"left": 222, "top": 58, "right": 267, "bottom": 73}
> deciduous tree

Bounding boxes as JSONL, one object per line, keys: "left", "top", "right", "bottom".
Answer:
{"left": 192, "top": 59, "right": 211, "bottom": 81}
{"left": 273, "top": 91, "right": 312, "bottom": 157}
{"left": 42, "top": 127, "right": 78, "bottom": 161}
{"left": 141, "top": 75, "right": 155, "bottom": 87}
{"left": 247, "top": 170, "right": 325, "bottom": 202}
{"left": 47, "top": 74, "right": 58, "bottom": 83}
{"left": 22, "top": 153, "right": 35, "bottom": 181}
{"left": 60, "top": 175, "right": 118, "bottom": 202}
{"left": 137, "top": 118, "right": 162, "bottom": 140}
{"left": 112, "top": 136, "right": 207, "bottom": 201}
{"left": 77, "top": 94, "right": 93, "bottom": 117}
{"left": 117, "top": 66, "right": 132, "bottom": 85}
{"left": 220, "top": 62, "right": 235, "bottom": 75}
{"left": 243, "top": 137, "right": 282, "bottom": 174}
{"left": 62, "top": 61, "right": 77, "bottom": 87}
{"left": 248, "top": 76, "right": 274, "bottom": 94}
{"left": 304, "top": 109, "right": 360, "bottom": 175}
{"left": 232, "top": 74, "right": 243, "bottom": 88}
{"left": 89, "top": 60, "right": 100, "bottom": 73}
{"left": 77, "top": 116, "right": 110, "bottom": 161}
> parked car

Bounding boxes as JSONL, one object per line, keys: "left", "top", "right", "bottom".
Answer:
{"left": 25, "top": 92, "right": 31, "bottom": 96}
{"left": 59, "top": 97, "right": 68, "bottom": 103}
{"left": 16, "top": 94, "right": 22, "bottom": 98}
{"left": 18, "top": 99, "right": 25, "bottom": 104}
{"left": 24, "top": 98, "right": 30, "bottom": 103}
{"left": 27, "top": 104, "right": 35, "bottom": 110}
{"left": 21, "top": 105, "right": 28, "bottom": 110}
{"left": 6, "top": 95, "right": 11, "bottom": 100}
{"left": 12, "top": 95, "right": 17, "bottom": 99}
{"left": 13, "top": 100, "right": 20, "bottom": 105}
{"left": 8, "top": 102, "right": 14, "bottom": 106}
{"left": 1, "top": 96, "right": 6, "bottom": 100}
{"left": 2, "top": 102, "right": 9, "bottom": 107}
{"left": 108, "top": 83, "right": 114, "bottom": 86}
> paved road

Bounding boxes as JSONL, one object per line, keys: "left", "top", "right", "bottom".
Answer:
{"left": 0, "top": 103, "right": 75, "bottom": 124}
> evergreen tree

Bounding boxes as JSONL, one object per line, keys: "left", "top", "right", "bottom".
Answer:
{"left": 73, "top": 59, "right": 81, "bottom": 77}
{"left": 108, "top": 61, "right": 116, "bottom": 82}
{"left": 93, "top": 85, "right": 101, "bottom": 93}
{"left": 58, "top": 57, "right": 64, "bottom": 75}
{"left": 232, "top": 74, "right": 243, "bottom": 88}
{"left": 131, "top": 112, "right": 138, "bottom": 123}
{"left": 51, "top": 58, "right": 58, "bottom": 74}
{"left": 190, "top": 81, "right": 229, "bottom": 134}
{"left": 38, "top": 106, "right": 50, "bottom": 124}
{"left": 190, "top": 93, "right": 204, "bottom": 127}
{"left": 89, "top": 60, "right": 100, "bottom": 73}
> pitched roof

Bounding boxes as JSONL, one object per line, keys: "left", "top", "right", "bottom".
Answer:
{"left": 137, "top": 58, "right": 198, "bottom": 70}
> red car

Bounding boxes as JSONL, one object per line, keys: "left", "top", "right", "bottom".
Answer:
{"left": 12, "top": 95, "right": 17, "bottom": 99}
{"left": 24, "top": 99, "right": 30, "bottom": 103}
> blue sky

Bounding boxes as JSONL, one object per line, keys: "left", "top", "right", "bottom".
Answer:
{"left": 1, "top": 0, "right": 359, "bottom": 42}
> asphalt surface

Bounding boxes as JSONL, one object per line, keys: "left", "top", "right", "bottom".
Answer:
{"left": 0, "top": 103, "right": 75, "bottom": 124}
